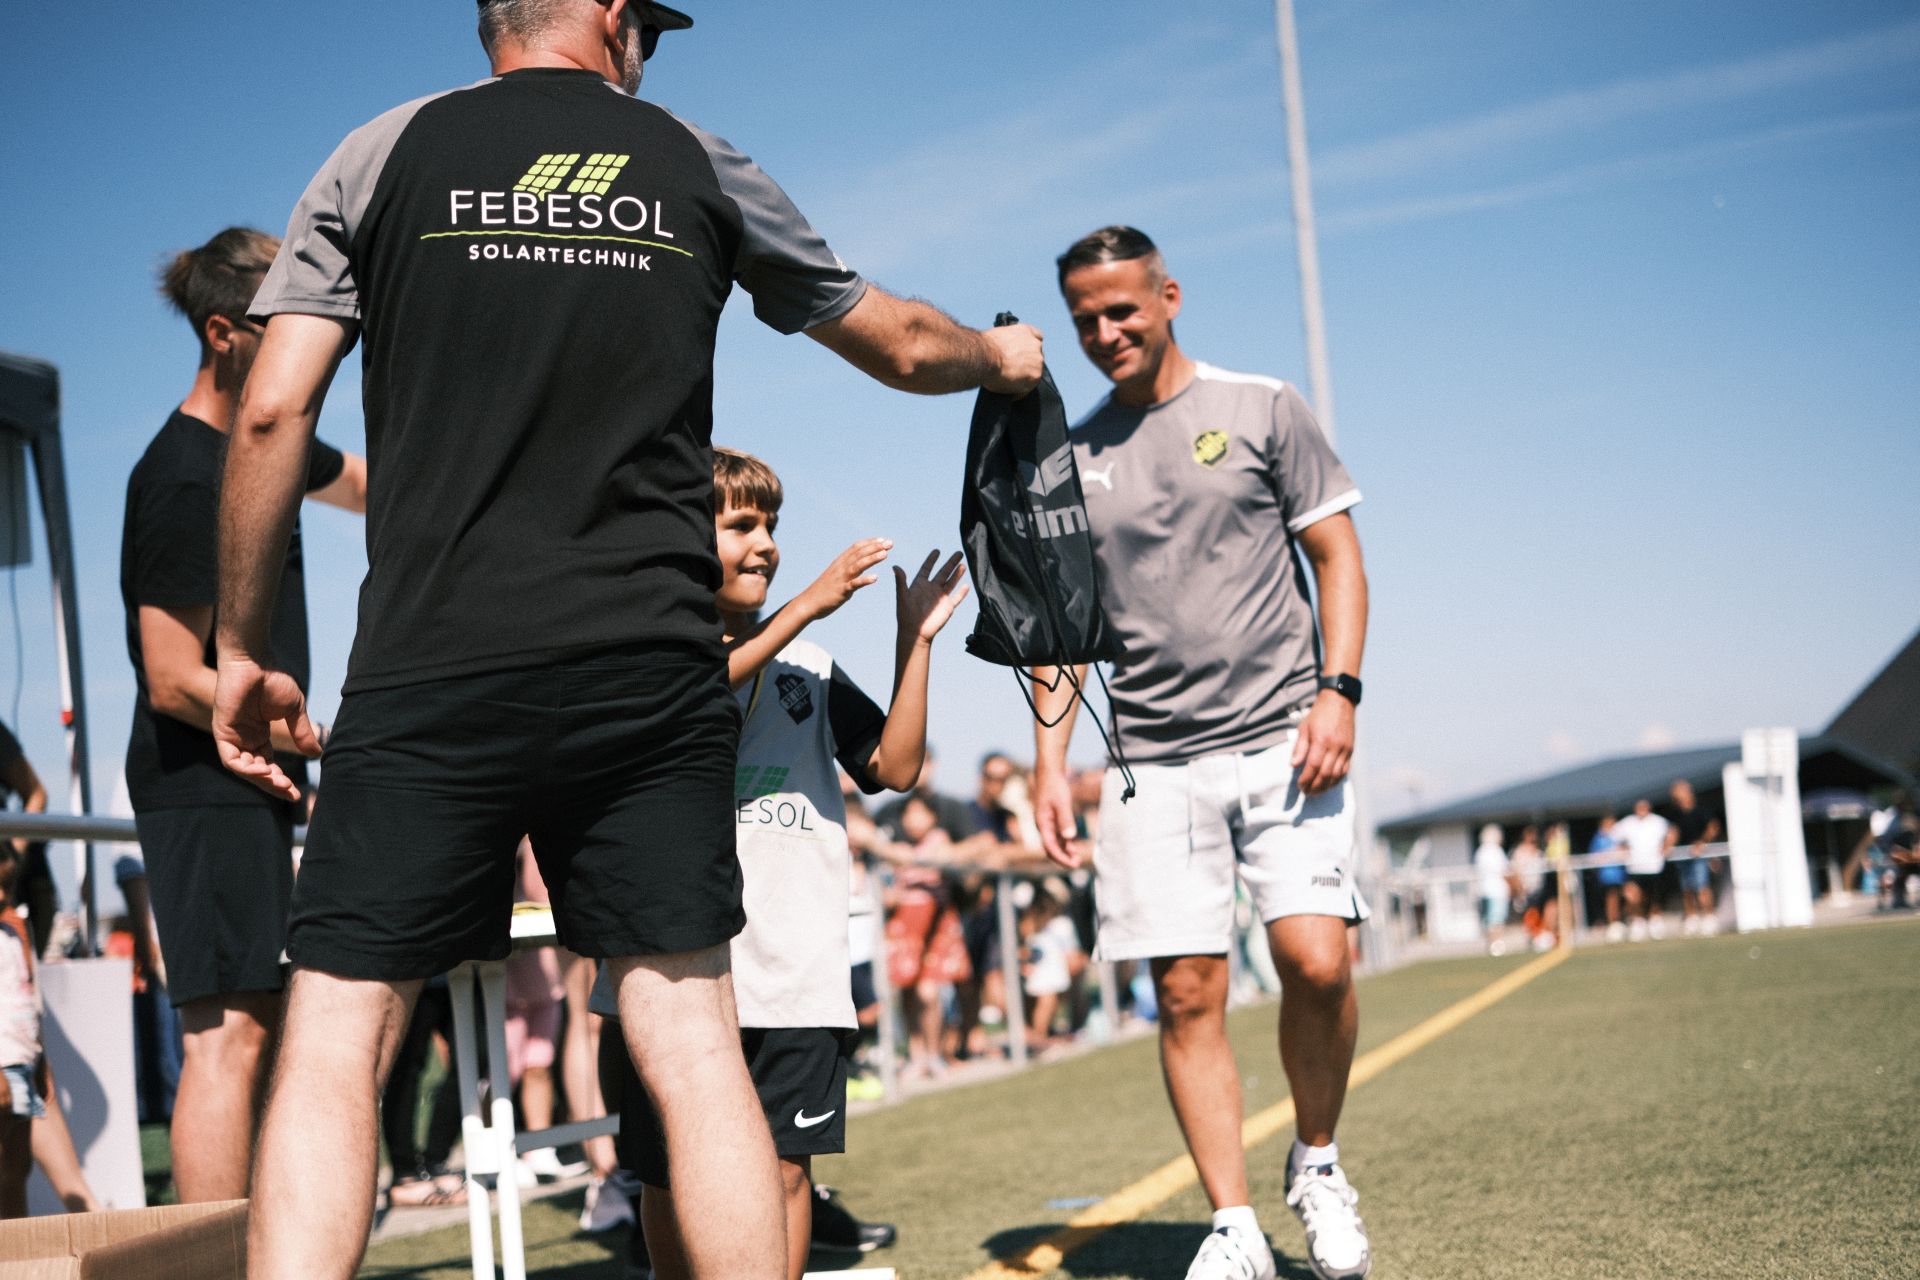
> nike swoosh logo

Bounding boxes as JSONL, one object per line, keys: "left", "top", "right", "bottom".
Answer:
{"left": 794, "top": 1109, "right": 835, "bottom": 1129}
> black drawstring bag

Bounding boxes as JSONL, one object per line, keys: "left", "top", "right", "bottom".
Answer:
{"left": 960, "top": 313, "right": 1135, "bottom": 800}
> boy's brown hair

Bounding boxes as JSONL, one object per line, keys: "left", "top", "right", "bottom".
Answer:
{"left": 712, "top": 446, "right": 783, "bottom": 516}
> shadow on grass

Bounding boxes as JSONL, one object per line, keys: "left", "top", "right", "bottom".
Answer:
{"left": 984, "top": 1222, "right": 1317, "bottom": 1280}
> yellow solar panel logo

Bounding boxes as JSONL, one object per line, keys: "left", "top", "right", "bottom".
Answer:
{"left": 566, "top": 153, "right": 631, "bottom": 196}
{"left": 514, "top": 153, "right": 582, "bottom": 197}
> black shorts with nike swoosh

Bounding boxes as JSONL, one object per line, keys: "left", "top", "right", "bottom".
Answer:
{"left": 617, "top": 1026, "right": 854, "bottom": 1186}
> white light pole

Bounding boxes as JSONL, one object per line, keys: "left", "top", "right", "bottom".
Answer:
{"left": 1273, "top": 0, "right": 1337, "bottom": 443}
{"left": 1272, "top": 1, "right": 1392, "bottom": 971}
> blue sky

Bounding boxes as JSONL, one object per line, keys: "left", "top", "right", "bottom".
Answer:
{"left": 2, "top": 0, "right": 1916, "bottom": 844}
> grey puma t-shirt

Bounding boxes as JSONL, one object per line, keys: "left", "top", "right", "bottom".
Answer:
{"left": 1071, "top": 362, "right": 1360, "bottom": 765}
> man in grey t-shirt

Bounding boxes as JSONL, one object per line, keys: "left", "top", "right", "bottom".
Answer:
{"left": 1032, "top": 227, "right": 1372, "bottom": 1280}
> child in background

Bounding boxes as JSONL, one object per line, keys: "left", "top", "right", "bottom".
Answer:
{"left": 595, "top": 447, "right": 966, "bottom": 1280}
{"left": 0, "top": 847, "right": 44, "bottom": 1217}
{"left": 1018, "top": 877, "right": 1085, "bottom": 1048}
{"left": 880, "top": 793, "right": 973, "bottom": 1077}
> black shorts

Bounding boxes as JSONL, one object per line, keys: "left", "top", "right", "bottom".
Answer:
{"left": 1629, "top": 871, "right": 1664, "bottom": 898}
{"left": 136, "top": 804, "right": 294, "bottom": 1007}
{"left": 289, "top": 644, "right": 744, "bottom": 980}
{"left": 849, "top": 961, "right": 877, "bottom": 1013}
{"left": 616, "top": 1026, "right": 855, "bottom": 1187}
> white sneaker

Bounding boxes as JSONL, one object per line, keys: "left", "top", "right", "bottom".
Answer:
{"left": 1648, "top": 916, "right": 1668, "bottom": 940}
{"left": 1183, "top": 1224, "right": 1275, "bottom": 1280}
{"left": 1530, "top": 932, "right": 1554, "bottom": 952}
{"left": 1701, "top": 916, "right": 1721, "bottom": 936}
{"left": 1627, "top": 919, "right": 1649, "bottom": 942}
{"left": 521, "top": 1147, "right": 589, "bottom": 1183}
{"left": 1681, "top": 915, "right": 1699, "bottom": 937}
{"left": 1286, "top": 1163, "right": 1372, "bottom": 1280}
{"left": 1604, "top": 921, "right": 1627, "bottom": 943}
{"left": 579, "top": 1175, "right": 636, "bottom": 1233}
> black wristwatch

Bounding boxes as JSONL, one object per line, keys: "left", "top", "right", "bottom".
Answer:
{"left": 1318, "top": 673, "right": 1363, "bottom": 707}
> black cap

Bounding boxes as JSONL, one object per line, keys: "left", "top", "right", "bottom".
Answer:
{"left": 476, "top": 1, "right": 693, "bottom": 30}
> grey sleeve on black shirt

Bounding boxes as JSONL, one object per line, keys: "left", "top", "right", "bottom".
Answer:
{"left": 679, "top": 120, "right": 869, "bottom": 334}
{"left": 252, "top": 88, "right": 472, "bottom": 323}
{"left": 1269, "top": 383, "right": 1361, "bottom": 533}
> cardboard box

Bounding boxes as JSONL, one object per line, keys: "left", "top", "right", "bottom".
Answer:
{"left": 0, "top": 1200, "right": 245, "bottom": 1279}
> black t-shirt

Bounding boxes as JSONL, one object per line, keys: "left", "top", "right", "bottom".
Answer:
{"left": 250, "top": 69, "right": 867, "bottom": 693}
{"left": 1670, "top": 804, "right": 1717, "bottom": 848}
{"left": 824, "top": 662, "right": 888, "bottom": 793}
{"left": 120, "top": 410, "right": 344, "bottom": 810}
{"left": 0, "top": 721, "right": 22, "bottom": 802}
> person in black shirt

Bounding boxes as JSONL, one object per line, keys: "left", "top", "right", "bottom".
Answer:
{"left": 210, "top": 4, "right": 1042, "bottom": 1275}
{"left": 121, "top": 227, "right": 366, "bottom": 1204}
{"left": 1664, "top": 779, "right": 1722, "bottom": 937}
{"left": 0, "top": 722, "right": 56, "bottom": 958}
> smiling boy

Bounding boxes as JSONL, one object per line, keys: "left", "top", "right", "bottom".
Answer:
{"left": 596, "top": 447, "right": 967, "bottom": 1280}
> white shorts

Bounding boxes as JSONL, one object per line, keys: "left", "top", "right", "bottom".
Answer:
{"left": 1092, "top": 739, "right": 1368, "bottom": 963}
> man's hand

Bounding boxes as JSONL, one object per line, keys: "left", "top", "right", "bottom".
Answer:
{"left": 1032, "top": 762, "right": 1082, "bottom": 868}
{"left": 212, "top": 655, "right": 323, "bottom": 803}
{"left": 894, "top": 550, "right": 969, "bottom": 644}
{"left": 982, "top": 323, "right": 1045, "bottom": 396}
{"left": 796, "top": 538, "right": 891, "bottom": 621}
{"left": 1291, "top": 690, "right": 1355, "bottom": 796}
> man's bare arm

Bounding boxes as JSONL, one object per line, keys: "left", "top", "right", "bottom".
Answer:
{"left": 213, "top": 314, "right": 355, "bottom": 799}
{"left": 139, "top": 604, "right": 316, "bottom": 755}
{"left": 218, "top": 315, "right": 356, "bottom": 656}
{"left": 1030, "top": 664, "right": 1088, "bottom": 867}
{"left": 309, "top": 451, "right": 368, "bottom": 513}
{"left": 807, "top": 285, "right": 1043, "bottom": 396}
{"left": 1292, "top": 512, "right": 1368, "bottom": 796}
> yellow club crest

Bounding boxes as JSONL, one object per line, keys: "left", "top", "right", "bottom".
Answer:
{"left": 1193, "top": 430, "right": 1229, "bottom": 468}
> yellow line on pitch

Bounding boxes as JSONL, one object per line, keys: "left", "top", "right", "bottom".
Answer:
{"left": 965, "top": 945, "right": 1574, "bottom": 1279}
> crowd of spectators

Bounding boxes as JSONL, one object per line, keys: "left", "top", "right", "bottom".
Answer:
{"left": 844, "top": 748, "right": 1128, "bottom": 1079}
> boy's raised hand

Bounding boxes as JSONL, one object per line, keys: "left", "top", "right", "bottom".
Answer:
{"left": 895, "top": 550, "right": 970, "bottom": 643}
{"left": 797, "top": 537, "right": 892, "bottom": 621}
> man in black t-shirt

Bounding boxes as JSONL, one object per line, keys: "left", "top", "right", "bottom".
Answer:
{"left": 121, "top": 226, "right": 366, "bottom": 1204}
{"left": 1664, "top": 779, "right": 1722, "bottom": 936}
{"left": 209, "top": 4, "right": 1042, "bottom": 1274}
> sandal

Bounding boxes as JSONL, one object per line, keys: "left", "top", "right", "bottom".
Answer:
{"left": 388, "top": 1174, "right": 469, "bottom": 1208}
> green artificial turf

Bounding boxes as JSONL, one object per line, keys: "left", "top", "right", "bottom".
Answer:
{"left": 359, "top": 917, "right": 1920, "bottom": 1278}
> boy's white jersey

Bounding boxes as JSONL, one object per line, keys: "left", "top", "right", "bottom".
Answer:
{"left": 729, "top": 638, "right": 886, "bottom": 1029}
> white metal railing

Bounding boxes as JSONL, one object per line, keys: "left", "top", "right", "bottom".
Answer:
{"left": 1374, "top": 841, "right": 1736, "bottom": 946}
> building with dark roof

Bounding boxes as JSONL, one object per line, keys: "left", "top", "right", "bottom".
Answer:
{"left": 1825, "top": 627, "right": 1920, "bottom": 778}
{"left": 1371, "top": 627, "right": 1917, "bottom": 942}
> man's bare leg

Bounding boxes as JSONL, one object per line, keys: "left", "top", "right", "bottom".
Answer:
{"left": 639, "top": 1136, "right": 812, "bottom": 1280}
{"left": 1267, "top": 917, "right": 1358, "bottom": 1148}
{"left": 1151, "top": 954, "right": 1247, "bottom": 1209}
{"left": 248, "top": 969, "right": 419, "bottom": 1279}
{"left": 559, "top": 953, "right": 616, "bottom": 1176}
{"left": 30, "top": 1077, "right": 101, "bottom": 1212}
{"left": 642, "top": 1185, "right": 692, "bottom": 1280}
{"left": 612, "top": 946, "right": 784, "bottom": 1280}
{"left": 172, "top": 990, "right": 280, "bottom": 1202}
